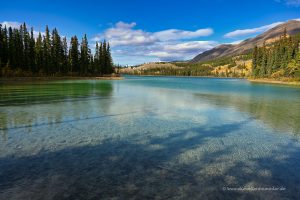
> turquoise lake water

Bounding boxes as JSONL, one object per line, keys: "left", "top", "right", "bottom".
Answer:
{"left": 1, "top": 76, "right": 300, "bottom": 199}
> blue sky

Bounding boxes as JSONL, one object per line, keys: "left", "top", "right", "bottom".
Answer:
{"left": 1, "top": 0, "right": 300, "bottom": 65}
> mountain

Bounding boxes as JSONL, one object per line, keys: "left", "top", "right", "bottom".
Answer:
{"left": 191, "top": 20, "right": 300, "bottom": 63}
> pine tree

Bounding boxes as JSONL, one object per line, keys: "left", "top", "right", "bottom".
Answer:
{"left": 14, "top": 27, "right": 23, "bottom": 70}
{"left": 106, "top": 42, "right": 114, "bottom": 74}
{"left": 8, "top": 27, "right": 15, "bottom": 69}
{"left": 260, "top": 43, "right": 267, "bottom": 77}
{"left": 62, "top": 37, "right": 68, "bottom": 73}
{"left": 102, "top": 41, "right": 107, "bottom": 74}
{"left": 252, "top": 46, "right": 258, "bottom": 77}
{"left": 43, "top": 25, "right": 51, "bottom": 74}
{"left": 0, "top": 25, "right": 3, "bottom": 67}
{"left": 2, "top": 26, "right": 8, "bottom": 68}
{"left": 29, "top": 28, "right": 36, "bottom": 72}
{"left": 273, "top": 43, "right": 280, "bottom": 71}
{"left": 51, "top": 28, "right": 62, "bottom": 74}
{"left": 69, "top": 36, "right": 79, "bottom": 74}
{"left": 80, "top": 34, "right": 89, "bottom": 75}
{"left": 94, "top": 42, "right": 100, "bottom": 73}
{"left": 99, "top": 42, "right": 103, "bottom": 74}
{"left": 35, "top": 32, "right": 43, "bottom": 74}
{"left": 0, "top": 24, "right": 5, "bottom": 69}
{"left": 267, "top": 49, "right": 274, "bottom": 76}
{"left": 22, "top": 23, "right": 30, "bottom": 71}
{"left": 87, "top": 47, "right": 92, "bottom": 74}
{"left": 99, "top": 40, "right": 114, "bottom": 74}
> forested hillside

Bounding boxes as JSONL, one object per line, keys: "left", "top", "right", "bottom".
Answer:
{"left": 0, "top": 23, "right": 114, "bottom": 77}
{"left": 252, "top": 30, "right": 300, "bottom": 78}
{"left": 121, "top": 30, "right": 300, "bottom": 80}
{"left": 121, "top": 55, "right": 252, "bottom": 77}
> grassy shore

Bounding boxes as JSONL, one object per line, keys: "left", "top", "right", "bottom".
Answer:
{"left": 248, "top": 78, "right": 300, "bottom": 86}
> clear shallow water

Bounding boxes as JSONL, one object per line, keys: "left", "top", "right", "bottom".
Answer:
{"left": 0, "top": 76, "right": 300, "bottom": 199}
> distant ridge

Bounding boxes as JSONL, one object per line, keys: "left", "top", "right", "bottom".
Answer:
{"left": 191, "top": 20, "right": 300, "bottom": 63}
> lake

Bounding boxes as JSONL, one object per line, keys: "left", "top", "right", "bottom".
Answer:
{"left": 1, "top": 76, "right": 300, "bottom": 199}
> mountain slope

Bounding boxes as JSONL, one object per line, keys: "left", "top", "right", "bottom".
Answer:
{"left": 191, "top": 20, "right": 300, "bottom": 63}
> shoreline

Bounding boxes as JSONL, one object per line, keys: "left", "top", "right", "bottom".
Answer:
{"left": 122, "top": 74, "right": 245, "bottom": 79}
{"left": 248, "top": 78, "right": 300, "bottom": 86}
{"left": 124, "top": 75, "right": 300, "bottom": 86}
{"left": 0, "top": 76, "right": 123, "bottom": 83}
{"left": 123, "top": 74, "right": 300, "bottom": 85}
{"left": 2, "top": 76, "right": 300, "bottom": 86}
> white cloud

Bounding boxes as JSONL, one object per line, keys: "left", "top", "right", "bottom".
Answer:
{"left": 92, "top": 21, "right": 157, "bottom": 46}
{"left": 276, "top": 0, "right": 300, "bottom": 7}
{"left": 153, "top": 28, "right": 213, "bottom": 41}
{"left": 143, "top": 41, "right": 217, "bottom": 61}
{"left": 224, "top": 18, "right": 300, "bottom": 39}
{"left": 224, "top": 22, "right": 283, "bottom": 38}
{"left": 115, "top": 21, "right": 136, "bottom": 29}
{"left": 92, "top": 21, "right": 213, "bottom": 46}
{"left": 163, "top": 41, "right": 217, "bottom": 52}
{"left": 110, "top": 40, "right": 218, "bottom": 63}
{"left": 92, "top": 21, "right": 215, "bottom": 64}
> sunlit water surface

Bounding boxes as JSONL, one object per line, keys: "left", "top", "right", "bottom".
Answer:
{"left": 1, "top": 76, "right": 300, "bottom": 199}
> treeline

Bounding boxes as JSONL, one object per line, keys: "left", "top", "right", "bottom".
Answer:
{"left": 252, "top": 30, "right": 300, "bottom": 78}
{"left": 205, "top": 54, "right": 252, "bottom": 67}
{"left": 126, "top": 63, "right": 213, "bottom": 76}
{"left": 172, "top": 62, "right": 213, "bottom": 76}
{"left": 0, "top": 23, "right": 114, "bottom": 77}
{"left": 125, "top": 57, "right": 251, "bottom": 77}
